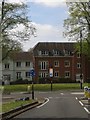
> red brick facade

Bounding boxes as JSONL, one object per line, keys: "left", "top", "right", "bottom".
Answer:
{"left": 33, "top": 42, "right": 90, "bottom": 83}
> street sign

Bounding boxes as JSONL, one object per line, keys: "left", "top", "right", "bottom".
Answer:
{"left": 49, "top": 68, "right": 53, "bottom": 77}
{"left": 30, "top": 69, "right": 35, "bottom": 77}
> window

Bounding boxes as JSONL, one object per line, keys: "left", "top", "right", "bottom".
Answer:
{"left": 39, "top": 72, "right": 48, "bottom": 78}
{"left": 54, "top": 50, "right": 59, "bottom": 56}
{"left": 65, "top": 71, "right": 70, "bottom": 78}
{"left": 64, "top": 50, "right": 71, "bottom": 56}
{"left": 16, "top": 62, "right": 21, "bottom": 67}
{"left": 26, "top": 62, "right": 30, "bottom": 67}
{"left": 54, "top": 71, "right": 59, "bottom": 77}
{"left": 77, "top": 63, "right": 81, "bottom": 69}
{"left": 39, "top": 61, "right": 49, "bottom": 70}
{"left": 26, "top": 72, "right": 30, "bottom": 78}
{"left": 5, "top": 63, "right": 9, "bottom": 69}
{"left": 54, "top": 61, "right": 59, "bottom": 67}
{"left": 3, "top": 75, "right": 10, "bottom": 80}
{"left": 77, "top": 53, "right": 81, "bottom": 58}
{"left": 64, "top": 61, "right": 70, "bottom": 67}
{"left": 16, "top": 72, "right": 21, "bottom": 79}
{"left": 76, "top": 74, "right": 81, "bottom": 81}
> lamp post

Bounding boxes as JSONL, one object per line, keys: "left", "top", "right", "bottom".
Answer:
{"left": 80, "top": 30, "right": 83, "bottom": 89}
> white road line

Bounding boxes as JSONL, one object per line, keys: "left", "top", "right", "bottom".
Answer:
{"left": 37, "top": 98, "right": 49, "bottom": 108}
{"left": 79, "top": 101, "right": 84, "bottom": 106}
{"left": 75, "top": 97, "right": 78, "bottom": 100}
{"left": 76, "top": 97, "right": 84, "bottom": 106}
{"left": 76, "top": 97, "right": 90, "bottom": 114}
{"left": 60, "top": 93, "right": 64, "bottom": 95}
{"left": 56, "top": 97, "right": 60, "bottom": 99}
{"left": 71, "top": 92, "right": 84, "bottom": 95}
{"left": 84, "top": 107, "right": 90, "bottom": 114}
{"left": 48, "top": 97, "right": 53, "bottom": 99}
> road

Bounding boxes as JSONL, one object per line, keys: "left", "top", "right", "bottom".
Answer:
{"left": 13, "top": 90, "right": 90, "bottom": 119}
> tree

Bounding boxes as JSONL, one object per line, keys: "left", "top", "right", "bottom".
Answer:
{"left": 64, "top": 2, "right": 90, "bottom": 56}
{"left": 0, "top": 1, "right": 36, "bottom": 60}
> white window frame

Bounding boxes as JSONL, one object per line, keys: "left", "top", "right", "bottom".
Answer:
{"left": 39, "top": 72, "right": 48, "bottom": 78}
{"left": 39, "top": 61, "right": 48, "bottom": 70}
{"left": 65, "top": 71, "right": 70, "bottom": 78}
{"left": 64, "top": 60, "right": 70, "bottom": 67}
{"left": 16, "top": 72, "right": 21, "bottom": 79}
{"left": 77, "top": 63, "right": 81, "bottom": 69}
{"left": 26, "top": 62, "right": 30, "bottom": 67}
{"left": 77, "top": 53, "right": 81, "bottom": 58}
{"left": 54, "top": 71, "right": 59, "bottom": 78}
{"left": 41, "top": 51, "right": 48, "bottom": 55}
{"left": 54, "top": 50, "right": 59, "bottom": 56}
{"left": 16, "top": 62, "right": 21, "bottom": 67}
{"left": 26, "top": 72, "right": 30, "bottom": 78}
{"left": 4, "top": 63, "right": 9, "bottom": 69}
{"left": 54, "top": 61, "right": 59, "bottom": 67}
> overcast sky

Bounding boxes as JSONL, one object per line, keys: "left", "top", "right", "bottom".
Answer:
{"left": 4, "top": 0, "right": 73, "bottom": 51}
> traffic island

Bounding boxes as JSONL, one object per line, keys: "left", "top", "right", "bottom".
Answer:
{"left": 1, "top": 98, "right": 46, "bottom": 120}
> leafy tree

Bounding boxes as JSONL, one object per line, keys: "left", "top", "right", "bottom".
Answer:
{"left": 64, "top": 2, "right": 90, "bottom": 56}
{"left": 0, "top": 1, "right": 36, "bottom": 60}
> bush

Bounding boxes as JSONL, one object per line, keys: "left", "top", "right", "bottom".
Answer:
{"left": 58, "top": 78, "right": 76, "bottom": 83}
{"left": 38, "top": 77, "right": 76, "bottom": 84}
{"left": 10, "top": 78, "right": 32, "bottom": 85}
{"left": 38, "top": 77, "right": 51, "bottom": 84}
{"left": 86, "top": 79, "right": 90, "bottom": 83}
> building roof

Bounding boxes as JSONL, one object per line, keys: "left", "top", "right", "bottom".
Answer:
{"left": 33, "top": 42, "right": 76, "bottom": 56}
{"left": 10, "top": 51, "right": 33, "bottom": 61}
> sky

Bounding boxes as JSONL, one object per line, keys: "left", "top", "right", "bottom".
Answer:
{"left": 4, "top": 0, "right": 73, "bottom": 51}
{"left": 22, "top": 1, "right": 69, "bottom": 51}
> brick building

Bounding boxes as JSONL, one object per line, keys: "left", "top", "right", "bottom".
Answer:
{"left": 2, "top": 42, "right": 90, "bottom": 84}
{"left": 33, "top": 42, "right": 89, "bottom": 83}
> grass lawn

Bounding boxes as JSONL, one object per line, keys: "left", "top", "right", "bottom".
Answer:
{"left": 1, "top": 99, "right": 35, "bottom": 113}
{"left": 2, "top": 83, "right": 89, "bottom": 93}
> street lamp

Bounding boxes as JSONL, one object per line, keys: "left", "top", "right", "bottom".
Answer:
{"left": 80, "top": 29, "right": 83, "bottom": 89}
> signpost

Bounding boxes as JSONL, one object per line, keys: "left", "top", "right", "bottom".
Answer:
{"left": 30, "top": 69, "right": 35, "bottom": 99}
{"left": 49, "top": 68, "right": 53, "bottom": 91}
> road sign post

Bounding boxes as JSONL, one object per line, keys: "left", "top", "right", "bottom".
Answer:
{"left": 49, "top": 68, "right": 53, "bottom": 91}
{"left": 30, "top": 69, "right": 35, "bottom": 99}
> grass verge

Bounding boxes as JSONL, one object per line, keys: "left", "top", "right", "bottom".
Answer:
{"left": 2, "top": 83, "right": 89, "bottom": 93}
{"left": 1, "top": 99, "right": 35, "bottom": 113}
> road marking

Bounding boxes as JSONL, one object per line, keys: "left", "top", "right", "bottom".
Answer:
{"left": 76, "top": 97, "right": 84, "bottom": 106}
{"left": 84, "top": 107, "right": 90, "bottom": 114}
{"left": 75, "top": 97, "right": 78, "bottom": 100}
{"left": 56, "top": 97, "right": 60, "bottom": 99}
{"left": 79, "top": 101, "right": 84, "bottom": 106}
{"left": 71, "top": 92, "right": 84, "bottom": 95}
{"left": 60, "top": 93, "right": 64, "bottom": 95}
{"left": 76, "top": 97, "right": 90, "bottom": 114}
{"left": 37, "top": 98, "right": 49, "bottom": 108}
{"left": 48, "top": 97, "right": 53, "bottom": 99}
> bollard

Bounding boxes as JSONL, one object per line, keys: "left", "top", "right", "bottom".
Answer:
{"left": 27, "top": 86, "right": 30, "bottom": 93}
{"left": 88, "top": 88, "right": 90, "bottom": 98}
{"left": 84, "top": 86, "right": 88, "bottom": 98}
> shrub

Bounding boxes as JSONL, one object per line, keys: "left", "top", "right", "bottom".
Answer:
{"left": 10, "top": 78, "right": 32, "bottom": 85}
{"left": 58, "top": 77, "right": 76, "bottom": 83}
{"left": 38, "top": 77, "right": 51, "bottom": 84}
